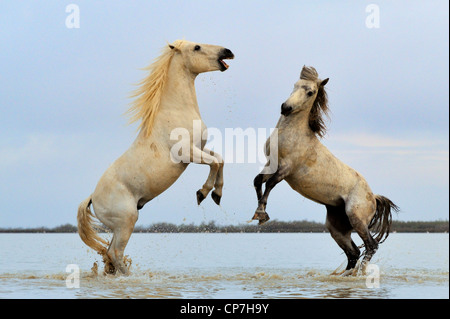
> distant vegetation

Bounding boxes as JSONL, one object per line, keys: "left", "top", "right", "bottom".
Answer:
{"left": 0, "top": 220, "right": 448, "bottom": 233}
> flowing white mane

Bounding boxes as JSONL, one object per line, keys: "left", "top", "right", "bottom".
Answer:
{"left": 126, "top": 40, "right": 185, "bottom": 137}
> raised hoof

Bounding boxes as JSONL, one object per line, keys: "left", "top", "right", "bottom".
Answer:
{"left": 252, "top": 211, "right": 270, "bottom": 225}
{"left": 196, "top": 190, "right": 206, "bottom": 205}
{"left": 211, "top": 191, "right": 221, "bottom": 205}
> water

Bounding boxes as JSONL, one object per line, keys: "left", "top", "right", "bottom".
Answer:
{"left": 0, "top": 233, "right": 448, "bottom": 299}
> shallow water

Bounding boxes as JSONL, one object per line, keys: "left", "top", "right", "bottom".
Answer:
{"left": 0, "top": 233, "right": 448, "bottom": 299}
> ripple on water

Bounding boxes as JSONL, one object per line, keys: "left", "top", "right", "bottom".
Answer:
{"left": 1, "top": 264, "right": 447, "bottom": 299}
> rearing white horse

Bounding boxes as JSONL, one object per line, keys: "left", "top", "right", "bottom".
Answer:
{"left": 77, "top": 40, "right": 234, "bottom": 275}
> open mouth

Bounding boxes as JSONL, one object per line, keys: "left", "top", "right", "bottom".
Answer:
{"left": 219, "top": 59, "right": 230, "bottom": 70}
{"left": 218, "top": 50, "right": 234, "bottom": 71}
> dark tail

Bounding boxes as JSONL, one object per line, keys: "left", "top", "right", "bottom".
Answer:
{"left": 369, "top": 195, "right": 399, "bottom": 244}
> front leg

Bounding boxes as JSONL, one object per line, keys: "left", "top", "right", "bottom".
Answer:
{"left": 202, "top": 147, "right": 224, "bottom": 205}
{"left": 253, "top": 163, "right": 274, "bottom": 201}
{"left": 252, "top": 164, "right": 289, "bottom": 225}
{"left": 190, "top": 146, "right": 222, "bottom": 205}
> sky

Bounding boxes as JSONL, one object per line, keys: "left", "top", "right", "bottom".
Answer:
{"left": 0, "top": 1, "right": 448, "bottom": 228}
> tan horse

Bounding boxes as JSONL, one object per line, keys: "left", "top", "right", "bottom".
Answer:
{"left": 78, "top": 40, "right": 234, "bottom": 274}
{"left": 252, "top": 66, "right": 398, "bottom": 275}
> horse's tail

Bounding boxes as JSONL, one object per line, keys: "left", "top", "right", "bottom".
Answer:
{"left": 77, "top": 196, "right": 109, "bottom": 256}
{"left": 369, "top": 195, "right": 399, "bottom": 244}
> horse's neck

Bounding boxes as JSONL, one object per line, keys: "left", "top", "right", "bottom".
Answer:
{"left": 135, "top": 56, "right": 203, "bottom": 144}
{"left": 277, "top": 111, "right": 318, "bottom": 150}
{"left": 278, "top": 111, "right": 312, "bottom": 136}
{"left": 162, "top": 56, "right": 200, "bottom": 115}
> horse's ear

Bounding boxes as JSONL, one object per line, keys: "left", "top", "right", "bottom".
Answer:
{"left": 320, "top": 78, "right": 329, "bottom": 87}
{"left": 300, "top": 65, "right": 306, "bottom": 78}
{"left": 168, "top": 43, "right": 181, "bottom": 52}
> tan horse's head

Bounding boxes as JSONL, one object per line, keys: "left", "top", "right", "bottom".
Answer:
{"left": 169, "top": 40, "right": 234, "bottom": 74}
{"left": 281, "top": 66, "right": 330, "bottom": 138}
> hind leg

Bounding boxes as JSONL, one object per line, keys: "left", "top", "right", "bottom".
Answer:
{"left": 325, "top": 205, "right": 360, "bottom": 275}
{"left": 345, "top": 202, "right": 378, "bottom": 272}
{"left": 92, "top": 194, "right": 138, "bottom": 275}
{"left": 105, "top": 214, "right": 137, "bottom": 275}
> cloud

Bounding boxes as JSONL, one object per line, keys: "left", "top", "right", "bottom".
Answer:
{"left": 329, "top": 132, "right": 447, "bottom": 149}
{"left": 322, "top": 131, "right": 449, "bottom": 188}
{"left": 0, "top": 131, "right": 132, "bottom": 178}
{"left": 0, "top": 133, "right": 89, "bottom": 171}
{"left": 0, "top": 134, "right": 60, "bottom": 168}
{"left": 1, "top": 1, "right": 448, "bottom": 226}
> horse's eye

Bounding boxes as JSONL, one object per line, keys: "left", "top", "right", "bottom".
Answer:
{"left": 307, "top": 91, "right": 314, "bottom": 97}
{"left": 194, "top": 45, "right": 201, "bottom": 51}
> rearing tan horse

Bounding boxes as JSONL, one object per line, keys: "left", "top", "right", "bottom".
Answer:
{"left": 252, "top": 66, "right": 398, "bottom": 275}
{"left": 77, "top": 40, "right": 234, "bottom": 275}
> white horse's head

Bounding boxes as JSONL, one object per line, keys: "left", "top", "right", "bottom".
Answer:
{"left": 281, "top": 66, "right": 330, "bottom": 137}
{"left": 169, "top": 40, "right": 234, "bottom": 74}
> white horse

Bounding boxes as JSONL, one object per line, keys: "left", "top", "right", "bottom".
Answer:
{"left": 77, "top": 40, "right": 234, "bottom": 274}
{"left": 252, "top": 66, "right": 398, "bottom": 275}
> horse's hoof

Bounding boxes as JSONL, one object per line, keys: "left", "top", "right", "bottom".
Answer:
{"left": 252, "top": 211, "right": 270, "bottom": 225}
{"left": 196, "top": 190, "right": 206, "bottom": 205}
{"left": 330, "top": 270, "right": 344, "bottom": 276}
{"left": 117, "top": 267, "right": 130, "bottom": 276}
{"left": 211, "top": 191, "right": 221, "bottom": 205}
{"left": 103, "top": 262, "right": 116, "bottom": 275}
{"left": 258, "top": 216, "right": 270, "bottom": 225}
{"left": 340, "top": 269, "right": 355, "bottom": 277}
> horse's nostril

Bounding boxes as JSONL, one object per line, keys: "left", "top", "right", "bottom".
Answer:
{"left": 281, "top": 103, "right": 293, "bottom": 115}
{"left": 223, "top": 48, "right": 234, "bottom": 58}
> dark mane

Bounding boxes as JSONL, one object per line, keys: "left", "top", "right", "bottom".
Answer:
{"left": 300, "top": 66, "right": 330, "bottom": 138}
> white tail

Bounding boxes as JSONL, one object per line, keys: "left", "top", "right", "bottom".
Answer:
{"left": 77, "top": 196, "right": 109, "bottom": 256}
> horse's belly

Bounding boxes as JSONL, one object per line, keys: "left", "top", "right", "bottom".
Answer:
{"left": 127, "top": 160, "right": 188, "bottom": 201}
{"left": 135, "top": 163, "right": 188, "bottom": 209}
{"left": 94, "top": 148, "right": 189, "bottom": 211}
{"left": 285, "top": 174, "right": 343, "bottom": 206}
